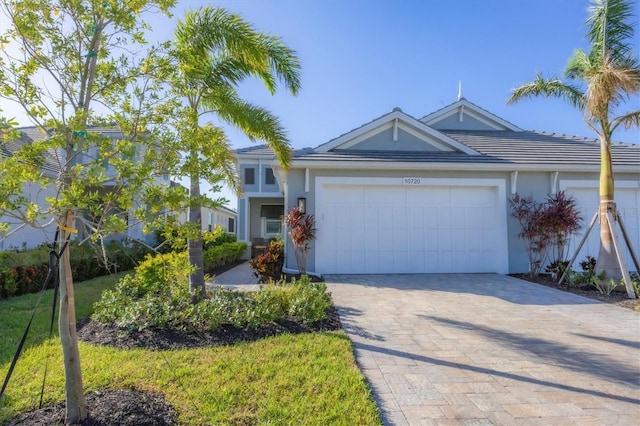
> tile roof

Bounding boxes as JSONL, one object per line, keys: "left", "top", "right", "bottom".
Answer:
{"left": 234, "top": 131, "right": 639, "bottom": 168}
{"left": 2, "top": 127, "right": 61, "bottom": 175}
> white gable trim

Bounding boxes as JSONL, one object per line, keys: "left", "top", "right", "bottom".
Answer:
{"left": 420, "top": 99, "right": 522, "bottom": 131}
{"left": 316, "top": 110, "right": 479, "bottom": 155}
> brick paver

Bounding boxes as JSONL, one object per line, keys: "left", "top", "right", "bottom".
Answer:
{"left": 325, "top": 274, "right": 640, "bottom": 425}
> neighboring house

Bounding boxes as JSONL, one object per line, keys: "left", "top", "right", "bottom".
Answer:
{"left": 234, "top": 97, "right": 640, "bottom": 276}
{"left": 0, "top": 126, "right": 172, "bottom": 249}
{"left": 202, "top": 205, "right": 237, "bottom": 234}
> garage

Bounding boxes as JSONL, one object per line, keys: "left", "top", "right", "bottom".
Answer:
{"left": 561, "top": 180, "right": 640, "bottom": 272}
{"left": 315, "top": 177, "right": 508, "bottom": 274}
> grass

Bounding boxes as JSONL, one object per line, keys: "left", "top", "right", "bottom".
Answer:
{"left": 0, "top": 275, "right": 381, "bottom": 425}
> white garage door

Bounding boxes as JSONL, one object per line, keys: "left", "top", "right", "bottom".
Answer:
{"left": 562, "top": 181, "right": 640, "bottom": 272}
{"left": 315, "top": 177, "right": 508, "bottom": 274}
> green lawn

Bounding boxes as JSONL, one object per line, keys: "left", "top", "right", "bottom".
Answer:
{"left": 0, "top": 274, "right": 381, "bottom": 425}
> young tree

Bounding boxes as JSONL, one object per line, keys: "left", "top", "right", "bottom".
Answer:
{"left": 0, "top": 1, "right": 175, "bottom": 423}
{"left": 170, "top": 6, "right": 301, "bottom": 298}
{"left": 508, "top": 0, "right": 640, "bottom": 280}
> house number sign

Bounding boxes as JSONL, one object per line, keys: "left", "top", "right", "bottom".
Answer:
{"left": 403, "top": 177, "right": 422, "bottom": 185}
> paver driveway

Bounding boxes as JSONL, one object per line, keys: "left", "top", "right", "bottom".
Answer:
{"left": 325, "top": 274, "right": 640, "bottom": 425}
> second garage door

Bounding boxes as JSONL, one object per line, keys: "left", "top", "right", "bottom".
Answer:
{"left": 315, "top": 177, "right": 508, "bottom": 274}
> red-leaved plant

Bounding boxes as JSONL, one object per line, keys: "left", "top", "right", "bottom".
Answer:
{"left": 510, "top": 191, "right": 582, "bottom": 278}
{"left": 285, "top": 206, "right": 316, "bottom": 275}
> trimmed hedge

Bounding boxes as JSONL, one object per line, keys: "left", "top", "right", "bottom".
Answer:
{"left": 203, "top": 242, "right": 246, "bottom": 272}
{"left": 0, "top": 241, "right": 152, "bottom": 300}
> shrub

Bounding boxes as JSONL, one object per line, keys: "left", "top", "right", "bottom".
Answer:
{"left": 92, "top": 251, "right": 195, "bottom": 330}
{"left": 285, "top": 207, "right": 316, "bottom": 275}
{"left": 510, "top": 191, "right": 582, "bottom": 278}
{"left": 93, "top": 257, "right": 332, "bottom": 332}
{"left": 203, "top": 242, "right": 246, "bottom": 271}
{"left": 249, "top": 238, "right": 284, "bottom": 282}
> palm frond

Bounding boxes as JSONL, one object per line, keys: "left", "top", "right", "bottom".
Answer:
{"left": 565, "top": 49, "right": 592, "bottom": 80}
{"left": 611, "top": 109, "right": 640, "bottom": 132}
{"left": 198, "top": 125, "right": 241, "bottom": 195}
{"left": 587, "top": 0, "right": 635, "bottom": 63}
{"left": 507, "top": 74, "right": 586, "bottom": 111}
{"left": 585, "top": 55, "right": 640, "bottom": 118}
{"left": 175, "top": 6, "right": 301, "bottom": 97}
{"left": 203, "top": 85, "right": 292, "bottom": 168}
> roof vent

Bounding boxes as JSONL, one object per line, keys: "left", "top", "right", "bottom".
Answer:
{"left": 392, "top": 107, "right": 402, "bottom": 112}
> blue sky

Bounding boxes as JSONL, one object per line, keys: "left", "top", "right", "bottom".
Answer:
{"left": 166, "top": 0, "right": 638, "bottom": 208}
{"left": 3, "top": 0, "right": 639, "bottom": 209}
{"left": 161, "top": 0, "right": 639, "bottom": 150}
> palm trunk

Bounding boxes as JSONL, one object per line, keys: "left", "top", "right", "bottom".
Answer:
{"left": 188, "top": 170, "right": 206, "bottom": 299}
{"left": 595, "top": 134, "right": 622, "bottom": 281}
{"left": 58, "top": 210, "right": 87, "bottom": 424}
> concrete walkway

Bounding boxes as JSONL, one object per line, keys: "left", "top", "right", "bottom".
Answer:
{"left": 208, "top": 261, "right": 259, "bottom": 290}
{"left": 325, "top": 274, "right": 640, "bottom": 425}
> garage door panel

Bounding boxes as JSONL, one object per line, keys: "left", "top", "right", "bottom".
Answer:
{"left": 316, "top": 181, "right": 505, "bottom": 274}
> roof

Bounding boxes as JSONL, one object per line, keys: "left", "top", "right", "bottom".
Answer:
{"left": 2, "top": 127, "right": 61, "bottom": 175}
{"left": 420, "top": 98, "right": 522, "bottom": 131}
{"left": 234, "top": 130, "right": 639, "bottom": 169}
{"left": 233, "top": 99, "right": 639, "bottom": 171}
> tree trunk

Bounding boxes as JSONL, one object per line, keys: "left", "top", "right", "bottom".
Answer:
{"left": 595, "top": 134, "right": 622, "bottom": 280}
{"left": 188, "top": 173, "right": 206, "bottom": 299}
{"left": 58, "top": 210, "right": 87, "bottom": 424}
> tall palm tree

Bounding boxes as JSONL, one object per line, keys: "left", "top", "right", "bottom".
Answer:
{"left": 508, "top": 0, "right": 640, "bottom": 280}
{"left": 173, "top": 6, "right": 301, "bottom": 298}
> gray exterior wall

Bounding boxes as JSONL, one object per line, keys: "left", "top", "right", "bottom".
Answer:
{"left": 260, "top": 164, "right": 281, "bottom": 192}
{"left": 429, "top": 113, "right": 497, "bottom": 131}
{"left": 284, "top": 167, "right": 639, "bottom": 275}
{"left": 240, "top": 164, "right": 259, "bottom": 192}
{"left": 348, "top": 128, "right": 441, "bottom": 151}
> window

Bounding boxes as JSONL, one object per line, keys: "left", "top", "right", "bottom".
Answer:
{"left": 261, "top": 205, "right": 284, "bottom": 237}
{"left": 244, "top": 167, "right": 255, "bottom": 185}
{"left": 228, "top": 218, "right": 235, "bottom": 233}
{"left": 265, "top": 167, "right": 275, "bottom": 185}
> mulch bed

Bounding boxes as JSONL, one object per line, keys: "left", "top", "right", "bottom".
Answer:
{"left": 3, "top": 389, "right": 176, "bottom": 426}
{"left": 511, "top": 273, "right": 640, "bottom": 311}
{"left": 75, "top": 305, "right": 342, "bottom": 350}
{"left": 7, "top": 276, "right": 342, "bottom": 425}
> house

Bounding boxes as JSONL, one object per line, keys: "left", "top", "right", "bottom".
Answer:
{"left": 202, "top": 205, "right": 237, "bottom": 234}
{"left": 234, "top": 97, "right": 640, "bottom": 276}
{"left": 0, "top": 126, "right": 172, "bottom": 249}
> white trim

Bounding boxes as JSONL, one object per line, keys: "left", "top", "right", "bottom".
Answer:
{"left": 244, "top": 198, "right": 250, "bottom": 243}
{"left": 304, "top": 168, "right": 309, "bottom": 192}
{"left": 258, "top": 159, "right": 262, "bottom": 192}
{"left": 420, "top": 98, "right": 522, "bottom": 131}
{"left": 314, "top": 176, "right": 509, "bottom": 274}
{"left": 290, "top": 159, "right": 640, "bottom": 173}
{"left": 242, "top": 192, "right": 284, "bottom": 198}
{"left": 393, "top": 118, "right": 398, "bottom": 141}
{"left": 459, "top": 105, "right": 464, "bottom": 122}
{"left": 510, "top": 171, "right": 518, "bottom": 195}
{"left": 315, "top": 109, "right": 480, "bottom": 155}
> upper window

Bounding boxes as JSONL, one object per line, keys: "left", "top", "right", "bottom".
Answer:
{"left": 244, "top": 167, "right": 255, "bottom": 185}
{"left": 265, "top": 168, "right": 275, "bottom": 185}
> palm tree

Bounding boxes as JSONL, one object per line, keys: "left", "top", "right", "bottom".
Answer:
{"left": 172, "top": 6, "right": 301, "bottom": 298}
{"left": 508, "top": 0, "right": 640, "bottom": 280}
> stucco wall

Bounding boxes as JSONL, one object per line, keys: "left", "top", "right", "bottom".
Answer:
{"left": 284, "top": 167, "right": 639, "bottom": 275}
{"left": 348, "top": 128, "right": 440, "bottom": 151}
{"left": 0, "top": 182, "right": 58, "bottom": 250}
{"left": 429, "top": 113, "right": 496, "bottom": 131}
